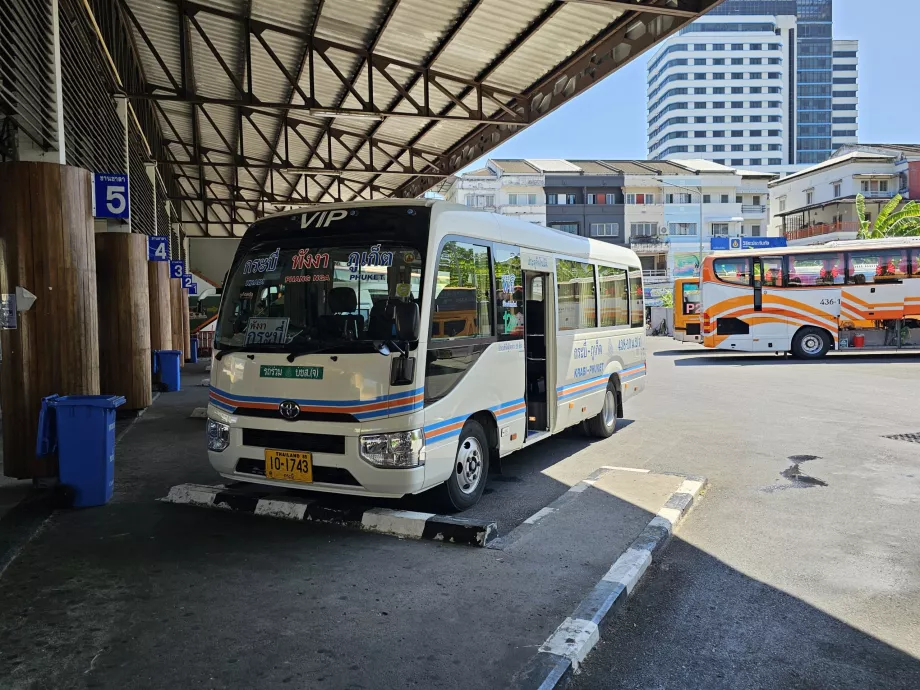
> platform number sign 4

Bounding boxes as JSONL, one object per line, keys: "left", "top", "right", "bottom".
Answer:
{"left": 170, "top": 261, "right": 185, "bottom": 279}
{"left": 92, "top": 173, "right": 130, "bottom": 219}
{"left": 148, "top": 237, "right": 169, "bottom": 261}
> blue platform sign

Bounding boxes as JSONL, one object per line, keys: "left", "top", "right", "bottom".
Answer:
{"left": 188, "top": 281, "right": 199, "bottom": 296}
{"left": 710, "top": 237, "right": 787, "bottom": 251}
{"left": 148, "top": 236, "right": 169, "bottom": 261}
{"left": 182, "top": 274, "right": 194, "bottom": 290}
{"left": 169, "top": 260, "right": 185, "bottom": 279}
{"left": 92, "top": 173, "right": 130, "bottom": 219}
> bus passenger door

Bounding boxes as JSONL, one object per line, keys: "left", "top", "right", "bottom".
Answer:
{"left": 523, "top": 272, "right": 551, "bottom": 438}
{"left": 751, "top": 256, "right": 788, "bottom": 352}
{"left": 706, "top": 255, "right": 753, "bottom": 351}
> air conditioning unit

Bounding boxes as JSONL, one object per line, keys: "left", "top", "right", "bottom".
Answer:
{"left": 657, "top": 226, "right": 669, "bottom": 236}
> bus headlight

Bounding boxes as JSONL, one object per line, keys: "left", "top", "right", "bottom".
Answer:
{"left": 359, "top": 429, "right": 425, "bottom": 468}
{"left": 207, "top": 419, "right": 230, "bottom": 452}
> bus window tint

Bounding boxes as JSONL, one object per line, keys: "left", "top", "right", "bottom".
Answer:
{"left": 713, "top": 258, "right": 751, "bottom": 286}
{"left": 848, "top": 249, "right": 909, "bottom": 283}
{"left": 494, "top": 245, "right": 523, "bottom": 339}
{"left": 913, "top": 250, "right": 920, "bottom": 276}
{"left": 762, "top": 257, "right": 783, "bottom": 287}
{"left": 432, "top": 241, "right": 492, "bottom": 339}
{"left": 628, "top": 269, "right": 644, "bottom": 327}
{"left": 598, "top": 265, "right": 628, "bottom": 326}
{"left": 787, "top": 252, "right": 845, "bottom": 286}
{"left": 682, "top": 281, "right": 700, "bottom": 315}
{"left": 556, "top": 259, "right": 597, "bottom": 330}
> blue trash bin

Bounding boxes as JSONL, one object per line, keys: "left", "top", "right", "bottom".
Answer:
{"left": 36, "top": 394, "right": 126, "bottom": 508}
{"left": 189, "top": 335, "right": 199, "bottom": 364}
{"left": 155, "top": 350, "right": 182, "bottom": 392}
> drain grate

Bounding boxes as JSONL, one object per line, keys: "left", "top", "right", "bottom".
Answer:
{"left": 883, "top": 432, "right": 920, "bottom": 444}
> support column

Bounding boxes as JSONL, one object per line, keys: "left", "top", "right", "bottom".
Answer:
{"left": 182, "top": 288, "right": 191, "bottom": 361}
{"left": 148, "top": 262, "right": 173, "bottom": 351}
{"left": 0, "top": 162, "right": 100, "bottom": 479}
{"left": 170, "top": 278, "right": 185, "bottom": 367}
{"left": 95, "top": 233, "right": 152, "bottom": 411}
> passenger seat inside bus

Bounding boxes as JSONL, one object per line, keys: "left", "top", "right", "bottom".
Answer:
{"left": 319, "top": 287, "right": 364, "bottom": 340}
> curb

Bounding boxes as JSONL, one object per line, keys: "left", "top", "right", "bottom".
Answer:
{"left": 160, "top": 483, "right": 497, "bottom": 547}
{"left": 509, "top": 475, "right": 708, "bottom": 689}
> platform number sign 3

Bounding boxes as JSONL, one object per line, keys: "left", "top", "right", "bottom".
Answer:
{"left": 148, "top": 237, "right": 169, "bottom": 261}
{"left": 170, "top": 261, "right": 184, "bottom": 279}
{"left": 92, "top": 173, "right": 130, "bottom": 219}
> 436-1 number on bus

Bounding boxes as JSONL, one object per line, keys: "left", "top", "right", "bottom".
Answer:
{"left": 819, "top": 298, "right": 840, "bottom": 306}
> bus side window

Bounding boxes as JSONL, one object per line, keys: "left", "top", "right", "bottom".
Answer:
{"left": 494, "top": 244, "right": 523, "bottom": 340}
{"left": 432, "top": 240, "right": 492, "bottom": 339}
{"left": 762, "top": 257, "right": 783, "bottom": 287}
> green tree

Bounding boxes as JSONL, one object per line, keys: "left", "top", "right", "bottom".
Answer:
{"left": 856, "top": 193, "right": 920, "bottom": 239}
{"left": 660, "top": 290, "right": 674, "bottom": 308}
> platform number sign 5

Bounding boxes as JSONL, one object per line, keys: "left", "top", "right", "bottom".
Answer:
{"left": 148, "top": 237, "right": 169, "bottom": 261}
{"left": 92, "top": 173, "right": 130, "bottom": 219}
{"left": 169, "top": 261, "right": 185, "bottom": 279}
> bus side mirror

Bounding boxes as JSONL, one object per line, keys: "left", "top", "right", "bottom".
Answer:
{"left": 394, "top": 301, "right": 420, "bottom": 341}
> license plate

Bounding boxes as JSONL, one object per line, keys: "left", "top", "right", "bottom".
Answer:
{"left": 264, "top": 449, "right": 313, "bottom": 483}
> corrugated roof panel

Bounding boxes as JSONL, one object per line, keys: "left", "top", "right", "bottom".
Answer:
{"left": 189, "top": 10, "right": 245, "bottom": 101}
{"left": 491, "top": 160, "right": 539, "bottom": 173}
{"left": 314, "top": 0, "right": 389, "bottom": 49}
{"left": 486, "top": 4, "right": 622, "bottom": 93}
{"left": 124, "top": 1, "right": 182, "bottom": 90}
{"left": 249, "top": 26, "right": 305, "bottom": 105}
{"left": 567, "top": 160, "right": 619, "bottom": 174}
{"left": 528, "top": 159, "right": 581, "bottom": 172}
{"left": 197, "top": 104, "right": 238, "bottom": 160}
{"left": 251, "top": 0, "right": 316, "bottom": 33}
{"left": 373, "top": 0, "right": 457, "bottom": 63}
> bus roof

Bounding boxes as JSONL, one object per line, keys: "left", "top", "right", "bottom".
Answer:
{"left": 709, "top": 237, "right": 920, "bottom": 259}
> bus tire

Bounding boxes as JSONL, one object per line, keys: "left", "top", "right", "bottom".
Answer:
{"left": 585, "top": 382, "right": 619, "bottom": 439}
{"left": 432, "top": 420, "right": 490, "bottom": 512}
{"left": 791, "top": 327, "right": 831, "bottom": 359}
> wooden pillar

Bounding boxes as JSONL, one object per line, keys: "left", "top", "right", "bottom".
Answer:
{"left": 95, "top": 233, "right": 152, "bottom": 411}
{"left": 0, "top": 162, "right": 100, "bottom": 479}
{"left": 148, "top": 261, "right": 172, "bottom": 351}
{"left": 181, "top": 287, "right": 191, "bottom": 361}
{"left": 169, "top": 277, "right": 184, "bottom": 367}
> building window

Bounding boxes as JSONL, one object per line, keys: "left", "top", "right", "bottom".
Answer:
{"left": 768, "top": 115, "right": 780, "bottom": 122}
{"left": 665, "top": 193, "right": 693, "bottom": 204}
{"left": 750, "top": 101, "right": 762, "bottom": 108}
{"left": 731, "top": 44, "right": 743, "bottom": 50}
{"left": 750, "top": 58, "right": 762, "bottom": 65}
{"left": 466, "top": 194, "right": 494, "bottom": 208}
{"left": 587, "top": 193, "right": 613, "bottom": 205}
{"left": 832, "top": 182, "right": 841, "bottom": 198}
{"left": 750, "top": 115, "right": 762, "bottom": 122}
{"left": 713, "top": 130, "right": 725, "bottom": 137}
{"left": 713, "top": 116, "right": 725, "bottom": 123}
{"left": 713, "top": 145, "right": 725, "bottom": 152}
{"left": 702, "top": 194, "right": 711, "bottom": 203}
{"left": 750, "top": 144, "right": 762, "bottom": 151}
{"left": 712, "top": 87, "right": 725, "bottom": 95}
{"left": 768, "top": 143, "right": 781, "bottom": 151}
{"left": 768, "top": 57, "right": 780, "bottom": 65}
{"left": 590, "top": 223, "right": 619, "bottom": 237}
{"left": 694, "top": 145, "right": 707, "bottom": 152}
{"left": 750, "top": 43, "right": 762, "bottom": 51}
{"left": 714, "top": 159, "right": 725, "bottom": 164}
{"left": 694, "top": 116, "right": 707, "bottom": 123}
{"left": 731, "top": 129, "right": 743, "bottom": 137}
{"left": 778, "top": 197, "right": 786, "bottom": 212}
{"left": 694, "top": 131, "right": 707, "bottom": 138}
{"left": 550, "top": 223, "right": 578, "bottom": 234}
{"left": 731, "top": 115, "right": 743, "bottom": 123}
{"left": 547, "top": 193, "right": 577, "bottom": 205}
{"left": 713, "top": 44, "right": 724, "bottom": 51}
{"left": 731, "top": 102, "right": 743, "bottom": 109}
{"left": 768, "top": 129, "right": 780, "bottom": 136}
{"left": 735, "top": 195, "right": 742, "bottom": 204}
{"left": 805, "top": 189, "right": 814, "bottom": 204}
{"left": 693, "top": 44, "right": 708, "bottom": 51}
{"left": 731, "top": 158, "right": 743, "bottom": 165}
{"left": 768, "top": 158, "right": 782, "bottom": 165}
{"left": 750, "top": 72, "right": 762, "bottom": 79}
{"left": 625, "top": 193, "right": 655, "bottom": 205}
{"left": 731, "top": 87, "right": 744, "bottom": 94}
{"left": 768, "top": 87, "right": 780, "bottom": 94}
{"left": 768, "top": 72, "right": 781, "bottom": 79}
{"left": 750, "top": 224, "right": 761, "bottom": 236}
{"left": 750, "top": 87, "right": 762, "bottom": 94}
{"left": 669, "top": 222, "right": 698, "bottom": 236}
{"left": 508, "top": 193, "right": 537, "bottom": 205}
{"left": 630, "top": 222, "right": 658, "bottom": 237}
{"left": 713, "top": 58, "right": 725, "bottom": 65}
{"left": 556, "top": 259, "right": 597, "bottom": 330}
{"left": 720, "top": 194, "right": 729, "bottom": 204}
{"left": 694, "top": 73, "right": 707, "bottom": 81}
{"left": 731, "top": 57, "right": 743, "bottom": 65}
{"left": 861, "top": 180, "right": 889, "bottom": 193}
{"left": 711, "top": 223, "right": 729, "bottom": 236}
{"left": 694, "top": 102, "right": 707, "bottom": 109}
{"left": 693, "top": 58, "right": 707, "bottom": 65}
{"left": 694, "top": 87, "right": 707, "bottom": 94}
{"left": 731, "top": 144, "right": 744, "bottom": 152}
{"left": 749, "top": 158, "right": 762, "bottom": 165}
{"left": 713, "top": 73, "right": 725, "bottom": 80}
{"left": 750, "top": 129, "right": 762, "bottom": 137}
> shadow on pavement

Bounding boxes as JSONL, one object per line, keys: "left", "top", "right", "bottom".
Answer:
{"left": 674, "top": 352, "right": 919, "bottom": 367}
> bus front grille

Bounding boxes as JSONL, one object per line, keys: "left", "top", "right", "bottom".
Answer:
{"left": 242, "top": 429, "right": 346, "bottom": 454}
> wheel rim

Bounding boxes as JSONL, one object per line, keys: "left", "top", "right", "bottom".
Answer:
{"left": 801, "top": 334, "right": 823, "bottom": 355}
{"left": 455, "top": 437, "right": 484, "bottom": 495}
{"left": 602, "top": 389, "right": 616, "bottom": 427}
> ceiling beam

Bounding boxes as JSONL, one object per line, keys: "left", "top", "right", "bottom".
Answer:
{"left": 557, "top": 0, "right": 700, "bottom": 18}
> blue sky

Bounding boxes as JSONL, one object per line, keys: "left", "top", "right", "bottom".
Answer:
{"left": 462, "top": 0, "right": 917, "bottom": 170}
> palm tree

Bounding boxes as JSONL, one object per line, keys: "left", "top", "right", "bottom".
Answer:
{"left": 856, "top": 193, "right": 920, "bottom": 239}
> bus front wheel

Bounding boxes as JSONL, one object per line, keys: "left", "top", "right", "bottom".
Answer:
{"left": 791, "top": 327, "right": 831, "bottom": 359}
{"left": 433, "top": 419, "right": 490, "bottom": 512}
{"left": 585, "top": 382, "right": 620, "bottom": 439}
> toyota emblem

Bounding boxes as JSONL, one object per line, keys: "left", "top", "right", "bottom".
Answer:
{"left": 278, "top": 400, "right": 301, "bottom": 420}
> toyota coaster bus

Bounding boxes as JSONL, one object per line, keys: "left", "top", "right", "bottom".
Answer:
{"left": 207, "top": 200, "right": 647, "bottom": 511}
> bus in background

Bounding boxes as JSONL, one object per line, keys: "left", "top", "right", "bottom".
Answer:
{"left": 208, "top": 200, "right": 646, "bottom": 511}
{"left": 700, "top": 238, "right": 920, "bottom": 359}
{"left": 673, "top": 277, "right": 701, "bottom": 343}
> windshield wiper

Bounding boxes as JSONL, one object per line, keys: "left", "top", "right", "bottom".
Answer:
{"left": 286, "top": 341, "right": 374, "bottom": 362}
{"left": 214, "top": 344, "right": 285, "bottom": 361}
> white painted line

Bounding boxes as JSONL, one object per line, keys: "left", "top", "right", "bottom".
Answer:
{"left": 601, "top": 547, "right": 652, "bottom": 594}
{"left": 600, "top": 466, "right": 651, "bottom": 473}
{"left": 539, "top": 617, "right": 600, "bottom": 668}
{"left": 523, "top": 506, "right": 555, "bottom": 525}
{"left": 255, "top": 498, "right": 309, "bottom": 520}
{"left": 361, "top": 508, "right": 432, "bottom": 539}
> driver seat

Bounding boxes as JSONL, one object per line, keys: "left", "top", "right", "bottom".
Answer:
{"left": 319, "top": 287, "right": 364, "bottom": 339}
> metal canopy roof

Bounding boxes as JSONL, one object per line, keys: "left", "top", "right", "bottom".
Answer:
{"left": 121, "top": 0, "right": 724, "bottom": 236}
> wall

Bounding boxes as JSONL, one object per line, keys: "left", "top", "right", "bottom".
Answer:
{"left": 544, "top": 174, "right": 626, "bottom": 245}
{"left": 188, "top": 238, "right": 241, "bottom": 288}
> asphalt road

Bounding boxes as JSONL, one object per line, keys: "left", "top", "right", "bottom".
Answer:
{"left": 570, "top": 340, "right": 920, "bottom": 690}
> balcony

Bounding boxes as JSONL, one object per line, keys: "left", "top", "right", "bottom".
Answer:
{"left": 642, "top": 269, "right": 671, "bottom": 284}
{"left": 784, "top": 221, "right": 861, "bottom": 242}
{"left": 630, "top": 235, "right": 670, "bottom": 254}
{"left": 741, "top": 204, "right": 767, "bottom": 214}
{"left": 860, "top": 191, "right": 896, "bottom": 199}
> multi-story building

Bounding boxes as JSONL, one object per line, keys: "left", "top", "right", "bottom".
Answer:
{"left": 769, "top": 144, "right": 920, "bottom": 245}
{"left": 443, "top": 158, "right": 776, "bottom": 292}
{"left": 441, "top": 159, "right": 545, "bottom": 223}
{"left": 647, "top": 0, "right": 857, "bottom": 173}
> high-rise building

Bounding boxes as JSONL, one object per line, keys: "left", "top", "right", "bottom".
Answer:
{"left": 647, "top": 0, "right": 857, "bottom": 173}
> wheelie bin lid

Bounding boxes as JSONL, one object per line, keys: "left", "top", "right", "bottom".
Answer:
{"left": 51, "top": 395, "right": 127, "bottom": 409}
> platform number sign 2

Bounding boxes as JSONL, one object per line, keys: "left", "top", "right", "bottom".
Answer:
{"left": 169, "top": 261, "right": 184, "bottom": 279}
{"left": 148, "top": 237, "right": 169, "bottom": 261}
{"left": 182, "top": 274, "right": 194, "bottom": 289}
{"left": 92, "top": 173, "right": 130, "bottom": 219}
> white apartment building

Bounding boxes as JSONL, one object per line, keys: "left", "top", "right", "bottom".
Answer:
{"left": 441, "top": 159, "right": 545, "bottom": 224}
{"left": 647, "top": 12, "right": 858, "bottom": 175}
{"left": 769, "top": 144, "right": 920, "bottom": 246}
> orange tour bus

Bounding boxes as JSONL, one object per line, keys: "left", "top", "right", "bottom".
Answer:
{"left": 673, "top": 277, "right": 701, "bottom": 343}
{"left": 700, "top": 238, "right": 920, "bottom": 358}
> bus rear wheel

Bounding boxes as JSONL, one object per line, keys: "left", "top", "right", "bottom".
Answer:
{"left": 792, "top": 327, "right": 831, "bottom": 359}
{"left": 432, "top": 420, "right": 490, "bottom": 512}
{"left": 585, "top": 382, "right": 619, "bottom": 439}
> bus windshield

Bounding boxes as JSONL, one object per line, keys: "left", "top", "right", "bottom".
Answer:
{"left": 216, "top": 242, "right": 423, "bottom": 352}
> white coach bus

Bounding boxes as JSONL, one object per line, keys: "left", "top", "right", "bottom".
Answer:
{"left": 207, "top": 200, "right": 647, "bottom": 511}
